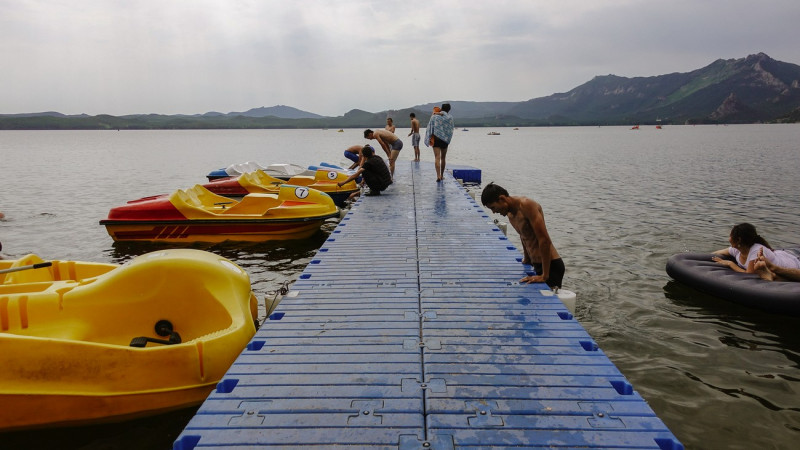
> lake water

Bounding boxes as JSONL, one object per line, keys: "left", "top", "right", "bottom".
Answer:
{"left": 1, "top": 125, "right": 799, "bottom": 449}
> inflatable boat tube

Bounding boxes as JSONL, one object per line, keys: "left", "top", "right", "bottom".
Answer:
{"left": 666, "top": 248, "right": 800, "bottom": 315}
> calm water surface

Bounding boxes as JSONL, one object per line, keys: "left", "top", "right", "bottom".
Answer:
{"left": 1, "top": 125, "right": 799, "bottom": 449}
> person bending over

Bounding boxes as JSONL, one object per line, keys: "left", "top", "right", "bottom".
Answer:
{"left": 364, "top": 128, "right": 403, "bottom": 179}
{"left": 480, "top": 182, "right": 564, "bottom": 288}
{"left": 337, "top": 145, "right": 392, "bottom": 197}
{"left": 343, "top": 144, "right": 364, "bottom": 170}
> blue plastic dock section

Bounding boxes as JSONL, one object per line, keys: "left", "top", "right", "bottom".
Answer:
{"left": 449, "top": 165, "right": 482, "bottom": 184}
{"left": 175, "top": 162, "right": 683, "bottom": 449}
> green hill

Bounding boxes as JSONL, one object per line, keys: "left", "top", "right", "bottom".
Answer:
{"left": 507, "top": 53, "right": 800, "bottom": 125}
{"left": 2, "top": 53, "right": 799, "bottom": 129}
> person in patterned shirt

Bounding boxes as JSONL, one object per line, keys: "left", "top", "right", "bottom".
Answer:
{"left": 424, "top": 103, "right": 454, "bottom": 182}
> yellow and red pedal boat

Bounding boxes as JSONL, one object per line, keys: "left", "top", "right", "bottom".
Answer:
{"left": 203, "top": 169, "right": 358, "bottom": 207}
{"left": 0, "top": 249, "right": 258, "bottom": 431}
{"left": 100, "top": 183, "right": 339, "bottom": 243}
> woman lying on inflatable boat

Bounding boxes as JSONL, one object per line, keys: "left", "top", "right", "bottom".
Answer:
{"left": 711, "top": 223, "right": 800, "bottom": 281}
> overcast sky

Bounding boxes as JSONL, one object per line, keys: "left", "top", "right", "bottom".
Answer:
{"left": 2, "top": 0, "right": 799, "bottom": 117}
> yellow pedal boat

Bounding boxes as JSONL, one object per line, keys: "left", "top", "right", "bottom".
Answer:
{"left": 203, "top": 169, "right": 359, "bottom": 207}
{"left": 0, "top": 254, "right": 118, "bottom": 286}
{"left": 100, "top": 183, "right": 340, "bottom": 243}
{"left": 0, "top": 249, "right": 258, "bottom": 431}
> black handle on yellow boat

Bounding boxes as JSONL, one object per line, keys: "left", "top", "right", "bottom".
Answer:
{"left": 129, "top": 334, "right": 182, "bottom": 347}
{"left": 0, "top": 261, "right": 53, "bottom": 275}
{"left": 129, "top": 320, "right": 182, "bottom": 348}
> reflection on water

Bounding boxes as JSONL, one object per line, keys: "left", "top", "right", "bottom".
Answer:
{"left": 664, "top": 280, "right": 800, "bottom": 369}
{"left": 1, "top": 407, "right": 199, "bottom": 450}
{"left": 433, "top": 183, "right": 448, "bottom": 216}
{"left": 1, "top": 127, "right": 800, "bottom": 449}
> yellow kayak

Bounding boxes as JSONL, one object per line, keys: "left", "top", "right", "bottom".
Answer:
{"left": 100, "top": 183, "right": 340, "bottom": 243}
{"left": 0, "top": 249, "right": 258, "bottom": 431}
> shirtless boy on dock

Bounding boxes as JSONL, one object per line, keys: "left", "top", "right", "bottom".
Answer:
{"left": 408, "top": 113, "right": 421, "bottom": 162}
{"left": 480, "top": 182, "right": 565, "bottom": 288}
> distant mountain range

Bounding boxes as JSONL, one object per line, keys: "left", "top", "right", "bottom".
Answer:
{"left": 2, "top": 53, "right": 798, "bottom": 129}
{"left": 506, "top": 52, "right": 800, "bottom": 125}
{"left": 200, "top": 105, "right": 323, "bottom": 119}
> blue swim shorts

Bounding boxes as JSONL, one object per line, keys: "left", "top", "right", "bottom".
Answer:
{"left": 344, "top": 150, "right": 359, "bottom": 163}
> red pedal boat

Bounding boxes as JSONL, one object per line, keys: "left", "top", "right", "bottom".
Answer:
{"left": 100, "top": 184, "right": 339, "bottom": 243}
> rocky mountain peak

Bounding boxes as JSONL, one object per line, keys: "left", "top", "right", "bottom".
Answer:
{"left": 709, "top": 93, "right": 754, "bottom": 120}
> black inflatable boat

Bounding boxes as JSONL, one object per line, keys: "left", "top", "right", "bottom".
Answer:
{"left": 666, "top": 249, "right": 800, "bottom": 315}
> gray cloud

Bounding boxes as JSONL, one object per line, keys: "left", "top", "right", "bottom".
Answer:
{"left": 2, "top": 0, "right": 798, "bottom": 116}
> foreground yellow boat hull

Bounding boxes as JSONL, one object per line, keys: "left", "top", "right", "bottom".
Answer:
{"left": 0, "top": 356, "right": 222, "bottom": 429}
{"left": 0, "top": 249, "right": 258, "bottom": 431}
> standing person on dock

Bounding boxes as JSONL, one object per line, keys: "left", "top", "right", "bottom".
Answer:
{"left": 363, "top": 129, "right": 403, "bottom": 179}
{"left": 408, "top": 113, "right": 421, "bottom": 162}
{"left": 337, "top": 145, "right": 392, "bottom": 197}
{"left": 424, "top": 103, "right": 454, "bottom": 182}
{"left": 385, "top": 117, "right": 396, "bottom": 133}
{"left": 480, "top": 182, "right": 564, "bottom": 288}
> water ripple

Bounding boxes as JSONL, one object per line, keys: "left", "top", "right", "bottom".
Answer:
{"left": 2, "top": 126, "right": 800, "bottom": 449}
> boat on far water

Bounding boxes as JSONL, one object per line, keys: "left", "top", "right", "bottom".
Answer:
{"left": 487, "top": 131, "right": 501, "bottom": 135}
{"left": 0, "top": 249, "right": 258, "bottom": 431}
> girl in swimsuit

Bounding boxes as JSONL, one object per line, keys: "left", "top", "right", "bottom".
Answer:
{"left": 712, "top": 223, "right": 800, "bottom": 273}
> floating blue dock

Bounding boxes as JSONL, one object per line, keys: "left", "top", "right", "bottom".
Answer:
{"left": 174, "top": 162, "right": 683, "bottom": 449}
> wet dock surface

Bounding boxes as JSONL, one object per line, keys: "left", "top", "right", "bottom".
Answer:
{"left": 174, "top": 161, "right": 683, "bottom": 449}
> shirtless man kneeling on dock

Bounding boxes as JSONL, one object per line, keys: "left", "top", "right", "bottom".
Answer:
{"left": 480, "top": 182, "right": 565, "bottom": 289}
